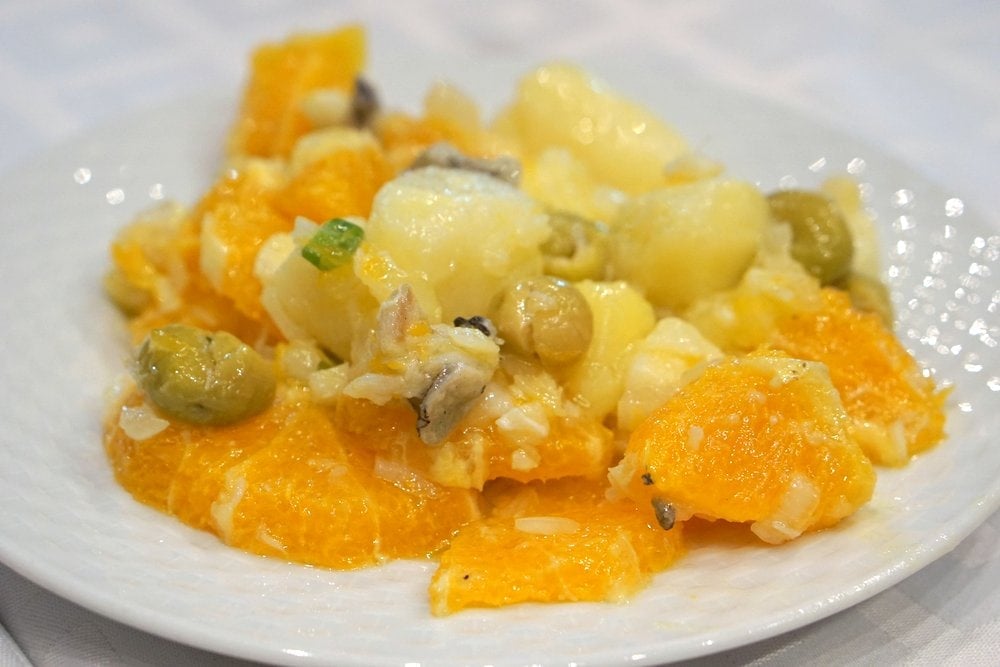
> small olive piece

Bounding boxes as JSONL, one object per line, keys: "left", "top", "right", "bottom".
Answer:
{"left": 767, "top": 190, "right": 854, "bottom": 285}
{"left": 839, "top": 272, "right": 894, "bottom": 327}
{"left": 496, "top": 276, "right": 593, "bottom": 366}
{"left": 540, "top": 211, "right": 609, "bottom": 282}
{"left": 134, "top": 324, "right": 276, "bottom": 426}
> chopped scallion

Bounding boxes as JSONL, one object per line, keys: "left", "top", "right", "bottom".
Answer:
{"left": 301, "top": 218, "right": 364, "bottom": 271}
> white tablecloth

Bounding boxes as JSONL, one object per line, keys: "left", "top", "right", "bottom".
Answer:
{"left": 1, "top": 1, "right": 997, "bottom": 665}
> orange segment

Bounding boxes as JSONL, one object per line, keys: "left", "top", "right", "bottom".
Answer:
{"left": 276, "top": 145, "right": 392, "bottom": 222}
{"left": 105, "top": 390, "right": 481, "bottom": 569}
{"left": 614, "top": 350, "right": 876, "bottom": 544}
{"left": 428, "top": 477, "right": 684, "bottom": 615}
{"left": 126, "top": 274, "right": 274, "bottom": 349}
{"left": 165, "top": 402, "right": 292, "bottom": 531}
{"left": 104, "top": 393, "right": 186, "bottom": 510}
{"left": 772, "top": 288, "right": 948, "bottom": 465}
{"left": 195, "top": 165, "right": 292, "bottom": 326}
{"left": 106, "top": 202, "right": 198, "bottom": 323}
{"left": 105, "top": 202, "right": 275, "bottom": 346}
{"left": 211, "top": 402, "right": 382, "bottom": 569}
{"left": 228, "top": 25, "right": 366, "bottom": 158}
{"left": 335, "top": 397, "right": 614, "bottom": 490}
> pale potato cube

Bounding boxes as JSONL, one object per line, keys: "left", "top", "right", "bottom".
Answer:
{"left": 364, "top": 166, "right": 550, "bottom": 322}
{"left": 610, "top": 179, "right": 769, "bottom": 311}
{"left": 558, "top": 280, "right": 656, "bottom": 419}
{"left": 256, "top": 221, "right": 378, "bottom": 362}
{"left": 617, "top": 317, "right": 723, "bottom": 431}
{"left": 684, "top": 223, "right": 822, "bottom": 352}
{"left": 497, "top": 63, "right": 687, "bottom": 194}
{"left": 521, "top": 148, "right": 626, "bottom": 223}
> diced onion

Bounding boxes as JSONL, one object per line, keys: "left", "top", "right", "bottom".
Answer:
{"left": 118, "top": 404, "right": 169, "bottom": 440}
{"left": 514, "top": 516, "right": 580, "bottom": 535}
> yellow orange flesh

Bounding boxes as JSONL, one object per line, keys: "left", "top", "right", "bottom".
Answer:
{"left": 276, "top": 146, "right": 392, "bottom": 222}
{"left": 773, "top": 288, "right": 948, "bottom": 465}
{"left": 105, "top": 391, "right": 481, "bottom": 569}
{"left": 228, "top": 25, "right": 366, "bottom": 158}
{"left": 429, "top": 477, "right": 683, "bottom": 615}
{"left": 616, "top": 350, "right": 876, "bottom": 543}
{"left": 335, "top": 397, "right": 614, "bottom": 490}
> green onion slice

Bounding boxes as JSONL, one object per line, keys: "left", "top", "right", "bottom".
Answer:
{"left": 301, "top": 218, "right": 364, "bottom": 271}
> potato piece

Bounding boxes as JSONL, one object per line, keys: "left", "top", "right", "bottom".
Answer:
{"left": 684, "top": 223, "right": 823, "bottom": 353}
{"left": 617, "top": 317, "right": 723, "bottom": 431}
{"left": 610, "top": 179, "right": 769, "bottom": 311}
{"left": 364, "top": 166, "right": 550, "bottom": 322}
{"left": 558, "top": 281, "right": 656, "bottom": 420}
{"left": 497, "top": 63, "right": 687, "bottom": 194}
{"left": 685, "top": 264, "right": 821, "bottom": 353}
{"left": 521, "top": 148, "right": 624, "bottom": 223}
{"left": 256, "top": 221, "right": 378, "bottom": 362}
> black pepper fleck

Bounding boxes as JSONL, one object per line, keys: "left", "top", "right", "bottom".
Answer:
{"left": 453, "top": 315, "right": 497, "bottom": 338}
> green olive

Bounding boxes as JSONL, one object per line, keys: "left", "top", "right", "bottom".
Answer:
{"left": 768, "top": 190, "right": 854, "bottom": 285}
{"left": 135, "top": 324, "right": 276, "bottom": 425}
{"left": 496, "top": 276, "right": 593, "bottom": 365}
{"left": 839, "top": 272, "right": 894, "bottom": 327}
{"left": 541, "top": 211, "right": 609, "bottom": 282}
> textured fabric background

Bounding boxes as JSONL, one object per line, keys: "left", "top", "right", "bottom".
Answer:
{"left": 1, "top": 1, "right": 997, "bottom": 665}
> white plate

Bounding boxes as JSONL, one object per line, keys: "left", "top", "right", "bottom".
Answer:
{"left": 0, "top": 55, "right": 998, "bottom": 667}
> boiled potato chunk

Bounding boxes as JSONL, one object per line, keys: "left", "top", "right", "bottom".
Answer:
{"left": 610, "top": 179, "right": 769, "bottom": 311}
{"left": 617, "top": 317, "right": 722, "bottom": 431}
{"left": 558, "top": 280, "right": 656, "bottom": 420}
{"left": 521, "top": 148, "right": 623, "bottom": 223}
{"left": 683, "top": 222, "right": 822, "bottom": 353}
{"left": 257, "top": 223, "right": 378, "bottom": 362}
{"left": 498, "top": 63, "right": 688, "bottom": 195}
{"left": 365, "top": 167, "right": 550, "bottom": 322}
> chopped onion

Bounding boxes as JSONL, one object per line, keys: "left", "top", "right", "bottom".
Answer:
{"left": 514, "top": 516, "right": 580, "bottom": 535}
{"left": 118, "top": 404, "right": 169, "bottom": 440}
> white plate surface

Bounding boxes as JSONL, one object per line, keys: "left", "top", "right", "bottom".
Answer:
{"left": 0, "top": 55, "right": 998, "bottom": 666}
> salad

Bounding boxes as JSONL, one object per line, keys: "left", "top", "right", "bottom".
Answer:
{"left": 102, "top": 24, "right": 946, "bottom": 615}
